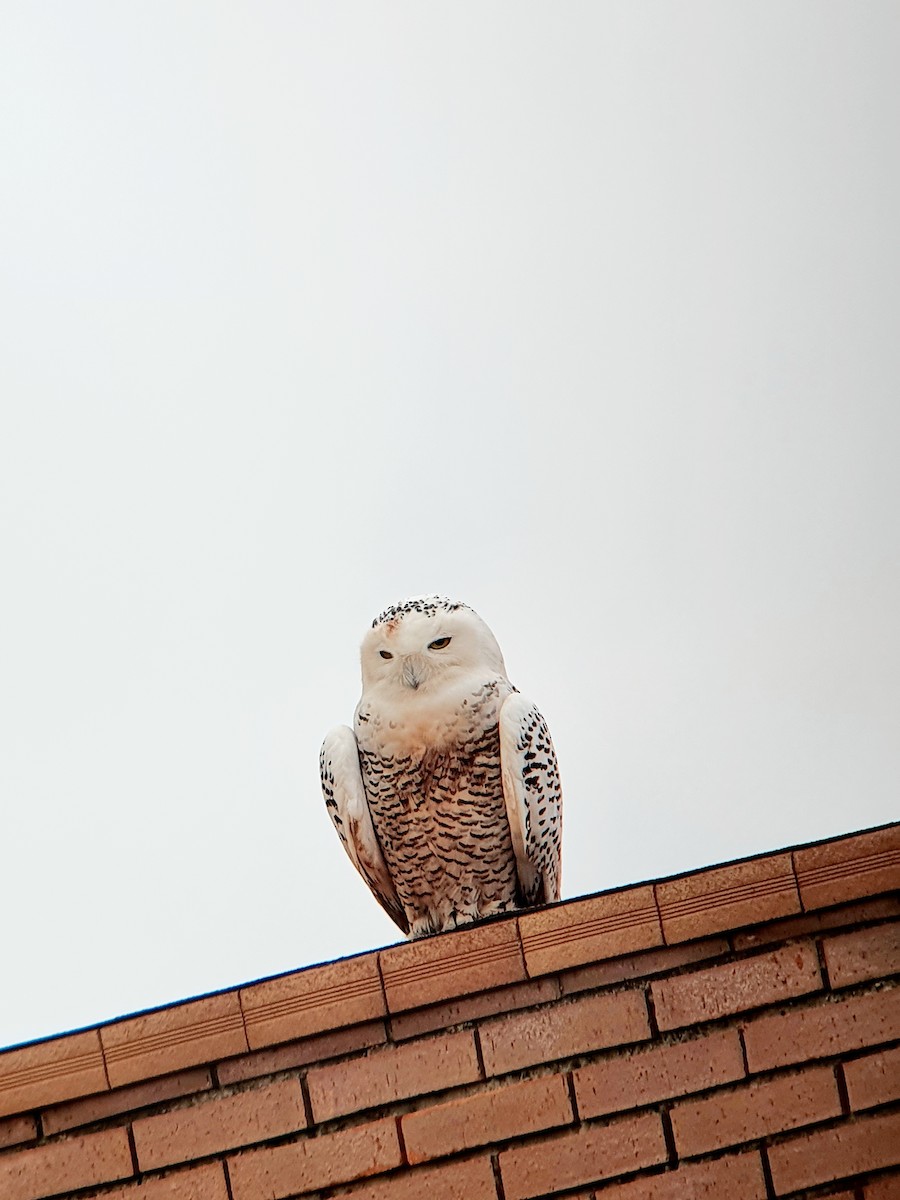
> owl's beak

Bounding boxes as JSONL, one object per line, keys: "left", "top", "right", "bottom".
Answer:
{"left": 401, "top": 657, "right": 422, "bottom": 690}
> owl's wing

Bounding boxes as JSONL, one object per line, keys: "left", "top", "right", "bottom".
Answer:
{"left": 499, "top": 693, "right": 563, "bottom": 906}
{"left": 320, "top": 726, "right": 410, "bottom": 935}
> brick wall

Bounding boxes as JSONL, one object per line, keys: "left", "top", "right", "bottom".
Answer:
{"left": 1, "top": 822, "right": 898, "bottom": 1200}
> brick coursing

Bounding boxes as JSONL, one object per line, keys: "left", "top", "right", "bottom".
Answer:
{"left": 0, "top": 822, "right": 897, "bottom": 1199}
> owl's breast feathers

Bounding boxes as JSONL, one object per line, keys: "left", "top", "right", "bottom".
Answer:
{"left": 353, "top": 678, "right": 520, "bottom": 934}
{"left": 360, "top": 724, "right": 502, "bottom": 813}
{"left": 354, "top": 677, "right": 512, "bottom": 831}
{"left": 355, "top": 676, "right": 511, "bottom": 759}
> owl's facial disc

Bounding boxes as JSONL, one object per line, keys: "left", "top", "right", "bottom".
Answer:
{"left": 360, "top": 598, "right": 508, "bottom": 692}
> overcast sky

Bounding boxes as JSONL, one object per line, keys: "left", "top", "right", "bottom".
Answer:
{"left": 1, "top": 2, "right": 898, "bottom": 1051}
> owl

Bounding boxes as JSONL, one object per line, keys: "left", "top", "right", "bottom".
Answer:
{"left": 320, "top": 596, "right": 562, "bottom": 939}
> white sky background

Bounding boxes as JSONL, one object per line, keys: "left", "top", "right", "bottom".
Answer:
{"left": 1, "top": 3, "right": 898, "bottom": 1050}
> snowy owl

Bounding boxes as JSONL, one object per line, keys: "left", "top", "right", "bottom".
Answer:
{"left": 320, "top": 596, "right": 562, "bottom": 939}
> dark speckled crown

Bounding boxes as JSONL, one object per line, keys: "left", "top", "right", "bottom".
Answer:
{"left": 372, "top": 596, "right": 469, "bottom": 628}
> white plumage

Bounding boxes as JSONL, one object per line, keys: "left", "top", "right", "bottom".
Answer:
{"left": 320, "top": 597, "right": 562, "bottom": 939}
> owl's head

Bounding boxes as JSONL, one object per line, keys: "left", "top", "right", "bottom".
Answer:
{"left": 360, "top": 596, "right": 508, "bottom": 695}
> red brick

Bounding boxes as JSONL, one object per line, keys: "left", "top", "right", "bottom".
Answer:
{"left": 133, "top": 1076, "right": 307, "bottom": 1170}
{"left": 499, "top": 1111, "right": 667, "bottom": 1199}
{"left": 732, "top": 896, "right": 900, "bottom": 951}
{"left": 380, "top": 919, "right": 525, "bottom": 1013}
{"left": 240, "top": 956, "right": 385, "bottom": 1050}
{"left": 0, "top": 1030, "right": 107, "bottom": 1119}
{"left": 519, "top": 885, "right": 661, "bottom": 977}
{"left": 574, "top": 1026, "right": 745, "bottom": 1118}
{"left": 794, "top": 825, "right": 900, "bottom": 912}
{"left": 480, "top": 989, "right": 650, "bottom": 1075}
{"left": 652, "top": 942, "right": 821, "bottom": 1030}
{"left": 599, "top": 1150, "right": 767, "bottom": 1199}
{"left": 743, "top": 985, "right": 900, "bottom": 1071}
{"left": 390, "top": 977, "right": 559, "bottom": 1041}
{"left": 0, "top": 1126, "right": 132, "bottom": 1200}
{"left": 92, "top": 1161, "right": 229, "bottom": 1200}
{"left": 768, "top": 1108, "right": 900, "bottom": 1193}
{"left": 42, "top": 1067, "right": 212, "bottom": 1135}
{"left": 823, "top": 922, "right": 900, "bottom": 988}
{"left": 217, "top": 1021, "right": 385, "bottom": 1085}
{"left": 402, "top": 1072, "right": 573, "bottom": 1163}
{"left": 844, "top": 1044, "right": 900, "bottom": 1110}
{"left": 671, "top": 1064, "right": 841, "bottom": 1156}
{"left": 865, "top": 1175, "right": 900, "bottom": 1199}
{"left": 101, "top": 993, "right": 247, "bottom": 1088}
{"left": 0, "top": 1114, "right": 36, "bottom": 1150}
{"left": 227, "top": 1116, "right": 403, "bottom": 1199}
{"left": 560, "top": 938, "right": 729, "bottom": 996}
{"left": 336, "top": 1155, "right": 498, "bottom": 1200}
{"left": 657, "top": 854, "right": 799, "bottom": 943}
{"left": 307, "top": 1029, "right": 480, "bottom": 1122}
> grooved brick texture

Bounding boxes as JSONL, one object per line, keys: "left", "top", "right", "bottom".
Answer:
{"left": 793, "top": 825, "right": 900, "bottom": 909}
{"left": 240, "top": 956, "right": 385, "bottom": 1049}
{"left": 0, "top": 1030, "right": 106, "bottom": 1119}
{"left": 380, "top": 920, "right": 525, "bottom": 1011}
{"left": 0, "top": 823, "right": 896, "bottom": 1200}
{"left": 518, "top": 884, "right": 661, "bottom": 976}
{"left": 655, "top": 853, "right": 799, "bottom": 943}
{"left": 101, "top": 993, "right": 247, "bottom": 1087}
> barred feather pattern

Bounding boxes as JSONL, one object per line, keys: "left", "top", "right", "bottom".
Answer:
{"left": 502, "top": 697, "right": 562, "bottom": 904}
{"left": 355, "top": 678, "right": 520, "bottom": 937}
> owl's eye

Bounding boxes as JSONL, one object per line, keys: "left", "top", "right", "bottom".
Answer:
{"left": 379, "top": 650, "right": 393, "bottom": 660}
{"left": 428, "top": 637, "right": 452, "bottom": 650}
